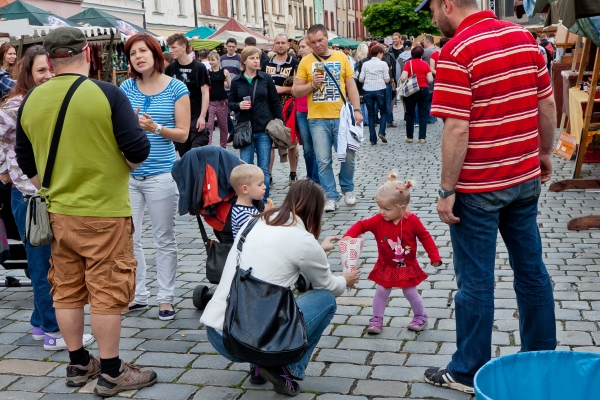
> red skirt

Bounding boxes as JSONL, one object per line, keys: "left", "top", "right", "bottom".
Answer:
{"left": 367, "top": 261, "right": 428, "bottom": 288}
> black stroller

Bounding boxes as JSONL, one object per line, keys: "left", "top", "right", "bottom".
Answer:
{"left": 172, "top": 146, "right": 263, "bottom": 310}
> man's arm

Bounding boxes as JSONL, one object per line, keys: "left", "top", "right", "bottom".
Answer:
{"left": 345, "top": 77, "right": 363, "bottom": 125}
{"left": 437, "top": 117, "right": 470, "bottom": 225}
{"left": 198, "top": 84, "right": 209, "bottom": 131}
{"left": 110, "top": 86, "right": 150, "bottom": 168}
{"left": 538, "top": 95, "right": 556, "bottom": 184}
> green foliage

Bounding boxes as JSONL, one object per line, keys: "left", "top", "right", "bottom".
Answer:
{"left": 362, "top": 0, "right": 440, "bottom": 37}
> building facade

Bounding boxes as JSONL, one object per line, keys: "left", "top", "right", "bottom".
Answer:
{"left": 313, "top": 0, "right": 323, "bottom": 25}
{"left": 81, "top": 0, "right": 144, "bottom": 26}
{"left": 323, "top": 0, "right": 336, "bottom": 34}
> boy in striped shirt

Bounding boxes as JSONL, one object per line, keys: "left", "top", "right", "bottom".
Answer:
{"left": 230, "top": 165, "right": 273, "bottom": 238}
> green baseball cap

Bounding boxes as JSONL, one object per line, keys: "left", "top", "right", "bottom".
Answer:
{"left": 44, "top": 27, "right": 88, "bottom": 59}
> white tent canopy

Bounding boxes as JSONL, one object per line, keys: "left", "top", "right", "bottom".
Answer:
{"left": 0, "top": 18, "right": 167, "bottom": 46}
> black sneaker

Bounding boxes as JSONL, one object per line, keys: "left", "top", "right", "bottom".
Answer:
{"left": 249, "top": 365, "right": 267, "bottom": 385}
{"left": 159, "top": 307, "right": 176, "bottom": 321}
{"left": 424, "top": 366, "right": 474, "bottom": 394}
{"left": 123, "top": 303, "right": 148, "bottom": 314}
{"left": 258, "top": 365, "right": 300, "bottom": 396}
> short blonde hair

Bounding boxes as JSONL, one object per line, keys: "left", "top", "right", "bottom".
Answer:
{"left": 240, "top": 46, "right": 262, "bottom": 71}
{"left": 375, "top": 171, "right": 416, "bottom": 207}
{"left": 230, "top": 164, "right": 264, "bottom": 193}
{"left": 207, "top": 50, "right": 220, "bottom": 62}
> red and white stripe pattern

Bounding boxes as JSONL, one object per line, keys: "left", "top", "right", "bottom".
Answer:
{"left": 431, "top": 11, "right": 552, "bottom": 193}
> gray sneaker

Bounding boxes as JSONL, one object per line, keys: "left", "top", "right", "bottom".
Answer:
{"left": 324, "top": 199, "right": 338, "bottom": 212}
{"left": 66, "top": 354, "right": 100, "bottom": 387}
{"left": 94, "top": 361, "right": 157, "bottom": 397}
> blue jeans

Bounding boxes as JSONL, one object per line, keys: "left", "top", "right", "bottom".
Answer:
{"left": 364, "top": 89, "right": 387, "bottom": 143}
{"left": 447, "top": 178, "right": 556, "bottom": 386}
{"left": 308, "top": 119, "right": 355, "bottom": 201}
{"left": 239, "top": 132, "right": 272, "bottom": 201}
{"left": 206, "top": 290, "right": 337, "bottom": 380}
{"left": 424, "top": 87, "right": 436, "bottom": 123}
{"left": 404, "top": 88, "right": 429, "bottom": 140}
{"left": 11, "top": 187, "right": 58, "bottom": 333}
{"left": 296, "top": 112, "right": 319, "bottom": 184}
{"left": 385, "top": 82, "right": 394, "bottom": 123}
{"left": 360, "top": 103, "right": 369, "bottom": 126}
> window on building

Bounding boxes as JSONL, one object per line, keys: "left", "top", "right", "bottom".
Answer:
{"left": 178, "top": 0, "right": 185, "bottom": 14}
{"left": 201, "top": 0, "right": 210, "bottom": 14}
{"left": 331, "top": 13, "right": 335, "bottom": 30}
{"left": 218, "top": 0, "right": 228, "bottom": 16}
{"left": 324, "top": 11, "right": 329, "bottom": 29}
{"left": 154, "top": 0, "right": 161, "bottom": 12}
{"left": 504, "top": 0, "right": 514, "bottom": 17}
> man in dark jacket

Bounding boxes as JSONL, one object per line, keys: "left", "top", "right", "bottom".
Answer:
{"left": 382, "top": 40, "right": 398, "bottom": 127}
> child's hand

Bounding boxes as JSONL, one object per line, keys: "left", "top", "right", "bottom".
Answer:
{"left": 341, "top": 236, "right": 352, "bottom": 241}
{"left": 321, "top": 236, "right": 341, "bottom": 251}
{"left": 432, "top": 261, "right": 442, "bottom": 267}
{"left": 265, "top": 198, "right": 274, "bottom": 210}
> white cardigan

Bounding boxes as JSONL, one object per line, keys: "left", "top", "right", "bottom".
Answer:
{"left": 200, "top": 215, "right": 347, "bottom": 331}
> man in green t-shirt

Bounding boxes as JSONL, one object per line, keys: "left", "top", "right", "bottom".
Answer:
{"left": 15, "top": 27, "right": 155, "bottom": 397}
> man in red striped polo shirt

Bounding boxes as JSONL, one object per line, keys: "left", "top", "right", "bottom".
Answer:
{"left": 416, "top": 0, "right": 558, "bottom": 394}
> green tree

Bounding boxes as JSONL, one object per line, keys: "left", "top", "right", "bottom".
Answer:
{"left": 362, "top": 0, "right": 440, "bottom": 38}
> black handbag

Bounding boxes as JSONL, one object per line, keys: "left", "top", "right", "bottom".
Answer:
{"left": 232, "top": 78, "right": 258, "bottom": 149}
{"left": 223, "top": 218, "right": 308, "bottom": 367}
{"left": 197, "top": 214, "right": 231, "bottom": 284}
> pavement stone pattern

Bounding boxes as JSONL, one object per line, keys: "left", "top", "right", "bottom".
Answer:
{"left": 0, "top": 108, "right": 599, "bottom": 399}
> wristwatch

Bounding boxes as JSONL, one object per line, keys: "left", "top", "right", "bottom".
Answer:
{"left": 153, "top": 124, "right": 162, "bottom": 135}
{"left": 438, "top": 187, "right": 456, "bottom": 198}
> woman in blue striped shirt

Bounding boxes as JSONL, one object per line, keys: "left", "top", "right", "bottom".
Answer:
{"left": 120, "top": 34, "right": 191, "bottom": 321}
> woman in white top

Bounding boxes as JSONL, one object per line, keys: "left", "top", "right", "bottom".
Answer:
{"left": 359, "top": 44, "right": 390, "bottom": 146}
{"left": 201, "top": 179, "right": 360, "bottom": 396}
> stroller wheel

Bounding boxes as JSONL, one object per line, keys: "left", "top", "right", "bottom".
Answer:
{"left": 193, "top": 285, "right": 212, "bottom": 310}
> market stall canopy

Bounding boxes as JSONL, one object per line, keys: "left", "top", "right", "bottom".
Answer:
{"left": 523, "top": 0, "right": 600, "bottom": 46}
{"left": 0, "top": 0, "right": 76, "bottom": 27}
{"left": 185, "top": 26, "right": 216, "bottom": 39}
{"left": 69, "top": 8, "right": 156, "bottom": 37}
{"left": 0, "top": 18, "right": 118, "bottom": 45}
{"left": 327, "top": 37, "right": 362, "bottom": 48}
{"left": 207, "top": 18, "right": 273, "bottom": 43}
{"left": 190, "top": 38, "right": 223, "bottom": 51}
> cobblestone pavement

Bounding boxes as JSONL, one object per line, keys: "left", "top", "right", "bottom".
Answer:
{"left": 0, "top": 108, "right": 599, "bottom": 400}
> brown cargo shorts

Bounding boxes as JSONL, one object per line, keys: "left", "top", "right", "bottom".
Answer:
{"left": 48, "top": 214, "right": 136, "bottom": 315}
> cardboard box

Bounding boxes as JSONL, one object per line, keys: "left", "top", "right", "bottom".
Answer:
{"left": 554, "top": 131, "right": 577, "bottom": 160}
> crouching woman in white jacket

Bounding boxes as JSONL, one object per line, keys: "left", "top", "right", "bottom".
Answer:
{"left": 200, "top": 179, "right": 360, "bottom": 397}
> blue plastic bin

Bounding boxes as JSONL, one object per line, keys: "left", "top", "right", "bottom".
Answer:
{"left": 474, "top": 351, "right": 600, "bottom": 400}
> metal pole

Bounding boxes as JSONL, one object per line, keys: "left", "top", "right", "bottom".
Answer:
{"left": 193, "top": 0, "right": 198, "bottom": 27}
{"left": 142, "top": 0, "right": 147, "bottom": 29}
{"left": 104, "top": 31, "right": 115, "bottom": 83}
{"left": 17, "top": 37, "right": 24, "bottom": 60}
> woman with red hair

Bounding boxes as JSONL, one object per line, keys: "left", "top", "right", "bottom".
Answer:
{"left": 120, "top": 34, "right": 191, "bottom": 321}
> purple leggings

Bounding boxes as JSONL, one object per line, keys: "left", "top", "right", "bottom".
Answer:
{"left": 373, "top": 284, "right": 424, "bottom": 318}
{"left": 207, "top": 99, "right": 229, "bottom": 148}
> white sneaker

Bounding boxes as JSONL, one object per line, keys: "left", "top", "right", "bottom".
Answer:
{"left": 343, "top": 191, "right": 357, "bottom": 206}
{"left": 324, "top": 199, "right": 338, "bottom": 212}
{"left": 44, "top": 333, "right": 95, "bottom": 351}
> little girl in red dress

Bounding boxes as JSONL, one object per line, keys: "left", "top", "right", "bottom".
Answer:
{"left": 343, "top": 172, "right": 442, "bottom": 334}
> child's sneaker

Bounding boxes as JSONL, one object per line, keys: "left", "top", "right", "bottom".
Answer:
{"left": 32, "top": 326, "right": 45, "bottom": 341}
{"left": 367, "top": 316, "right": 383, "bottom": 334}
{"left": 408, "top": 314, "right": 428, "bottom": 331}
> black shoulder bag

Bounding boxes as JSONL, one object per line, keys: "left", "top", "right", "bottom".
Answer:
{"left": 222, "top": 218, "right": 308, "bottom": 366}
{"left": 232, "top": 78, "right": 258, "bottom": 149}
{"left": 25, "top": 76, "right": 86, "bottom": 247}
{"left": 197, "top": 214, "right": 232, "bottom": 284}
